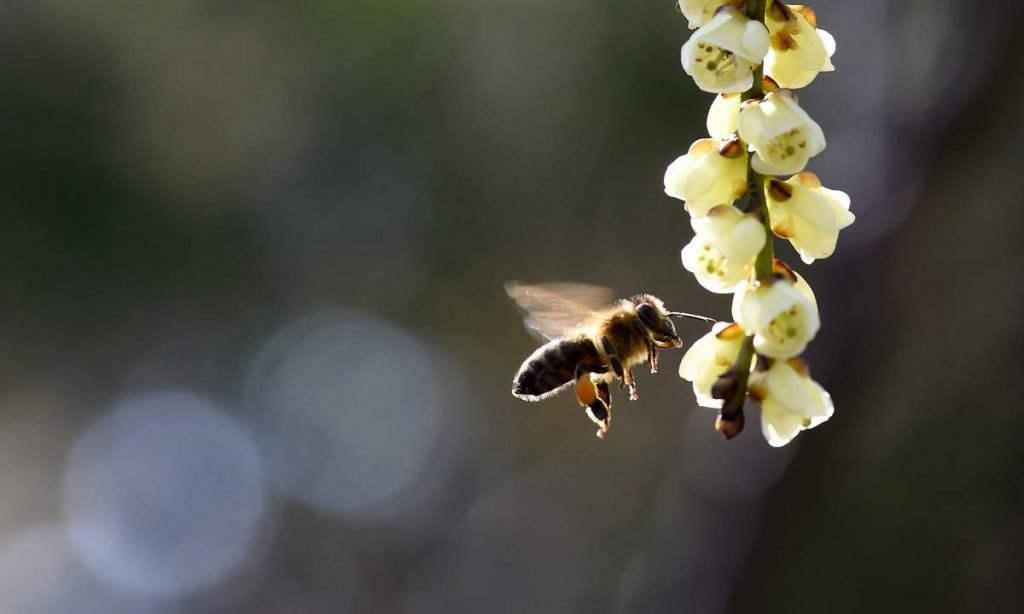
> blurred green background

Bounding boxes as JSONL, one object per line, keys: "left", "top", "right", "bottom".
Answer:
{"left": 1, "top": 0, "right": 1023, "bottom": 612}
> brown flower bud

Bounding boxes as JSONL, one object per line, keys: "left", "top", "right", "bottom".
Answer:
{"left": 715, "top": 408, "right": 745, "bottom": 440}
{"left": 711, "top": 369, "right": 742, "bottom": 401}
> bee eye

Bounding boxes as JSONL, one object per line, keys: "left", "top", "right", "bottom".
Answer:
{"left": 636, "top": 303, "right": 659, "bottom": 328}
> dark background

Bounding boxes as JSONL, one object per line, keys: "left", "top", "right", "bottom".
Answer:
{"left": 1, "top": 0, "right": 1023, "bottom": 612}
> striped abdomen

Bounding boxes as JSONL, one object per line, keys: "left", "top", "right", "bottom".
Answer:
{"left": 512, "top": 337, "right": 604, "bottom": 401}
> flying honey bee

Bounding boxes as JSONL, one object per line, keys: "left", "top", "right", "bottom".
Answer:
{"left": 507, "top": 282, "right": 715, "bottom": 438}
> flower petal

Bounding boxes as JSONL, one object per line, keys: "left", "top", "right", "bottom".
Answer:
{"left": 707, "top": 93, "right": 741, "bottom": 139}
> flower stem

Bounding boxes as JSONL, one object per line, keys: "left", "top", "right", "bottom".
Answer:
{"left": 744, "top": 0, "right": 768, "bottom": 31}
{"left": 739, "top": 0, "right": 773, "bottom": 281}
{"left": 749, "top": 167, "right": 774, "bottom": 280}
{"left": 740, "top": 0, "right": 765, "bottom": 103}
{"left": 718, "top": 0, "right": 772, "bottom": 434}
{"left": 716, "top": 335, "right": 753, "bottom": 436}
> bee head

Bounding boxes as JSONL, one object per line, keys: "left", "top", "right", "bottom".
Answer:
{"left": 633, "top": 296, "right": 683, "bottom": 348}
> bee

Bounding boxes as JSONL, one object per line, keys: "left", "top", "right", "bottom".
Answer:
{"left": 507, "top": 282, "right": 714, "bottom": 438}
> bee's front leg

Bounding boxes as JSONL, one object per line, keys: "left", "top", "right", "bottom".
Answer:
{"left": 575, "top": 366, "right": 611, "bottom": 438}
{"left": 646, "top": 340, "right": 659, "bottom": 375}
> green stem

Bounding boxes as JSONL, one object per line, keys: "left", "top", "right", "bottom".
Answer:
{"left": 740, "top": 0, "right": 764, "bottom": 103}
{"left": 744, "top": 0, "right": 768, "bottom": 28}
{"left": 719, "top": 0, "right": 772, "bottom": 430}
{"left": 750, "top": 165, "right": 774, "bottom": 280}
{"left": 740, "top": 0, "right": 773, "bottom": 281}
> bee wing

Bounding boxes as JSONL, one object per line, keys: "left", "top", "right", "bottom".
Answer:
{"left": 505, "top": 282, "right": 616, "bottom": 341}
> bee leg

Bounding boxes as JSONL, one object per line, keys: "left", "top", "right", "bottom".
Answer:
{"left": 647, "top": 340, "right": 659, "bottom": 375}
{"left": 624, "top": 368, "right": 639, "bottom": 401}
{"left": 600, "top": 336, "right": 631, "bottom": 395}
{"left": 600, "top": 337, "right": 625, "bottom": 378}
{"left": 575, "top": 366, "right": 610, "bottom": 438}
{"left": 610, "top": 357, "right": 626, "bottom": 389}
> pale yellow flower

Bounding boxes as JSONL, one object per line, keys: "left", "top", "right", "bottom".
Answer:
{"left": 664, "top": 138, "right": 747, "bottom": 217}
{"left": 676, "top": 0, "right": 745, "bottom": 30}
{"left": 737, "top": 89, "right": 825, "bottom": 176}
{"left": 681, "top": 205, "right": 766, "bottom": 294}
{"left": 706, "top": 92, "right": 741, "bottom": 139}
{"left": 681, "top": 7, "right": 770, "bottom": 94}
{"left": 678, "top": 321, "right": 747, "bottom": 408}
{"left": 731, "top": 277, "right": 819, "bottom": 359}
{"left": 749, "top": 358, "right": 833, "bottom": 447}
{"left": 767, "top": 172, "right": 855, "bottom": 264}
{"left": 764, "top": 3, "right": 836, "bottom": 89}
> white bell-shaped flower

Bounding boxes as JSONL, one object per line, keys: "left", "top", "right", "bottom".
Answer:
{"left": 707, "top": 92, "right": 741, "bottom": 139}
{"left": 681, "top": 7, "right": 770, "bottom": 94}
{"left": 737, "top": 89, "right": 825, "bottom": 176}
{"left": 731, "top": 276, "right": 819, "bottom": 359}
{"left": 677, "top": 0, "right": 745, "bottom": 30}
{"left": 681, "top": 205, "right": 766, "bottom": 294}
{"left": 749, "top": 358, "right": 834, "bottom": 447}
{"left": 764, "top": 3, "right": 836, "bottom": 89}
{"left": 678, "top": 321, "right": 748, "bottom": 408}
{"left": 664, "top": 138, "right": 747, "bottom": 217}
{"left": 766, "top": 172, "right": 855, "bottom": 264}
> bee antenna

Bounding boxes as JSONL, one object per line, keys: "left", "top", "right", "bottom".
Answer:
{"left": 667, "top": 312, "right": 718, "bottom": 324}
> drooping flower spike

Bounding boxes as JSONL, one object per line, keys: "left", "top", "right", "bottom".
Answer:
{"left": 668, "top": 1, "right": 850, "bottom": 446}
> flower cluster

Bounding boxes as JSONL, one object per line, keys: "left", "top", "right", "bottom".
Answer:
{"left": 668, "top": 0, "right": 853, "bottom": 446}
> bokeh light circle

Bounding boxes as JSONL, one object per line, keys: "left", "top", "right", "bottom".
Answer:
{"left": 0, "top": 526, "right": 147, "bottom": 614}
{"left": 62, "top": 391, "right": 266, "bottom": 599}
{"left": 244, "top": 311, "right": 462, "bottom": 519}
